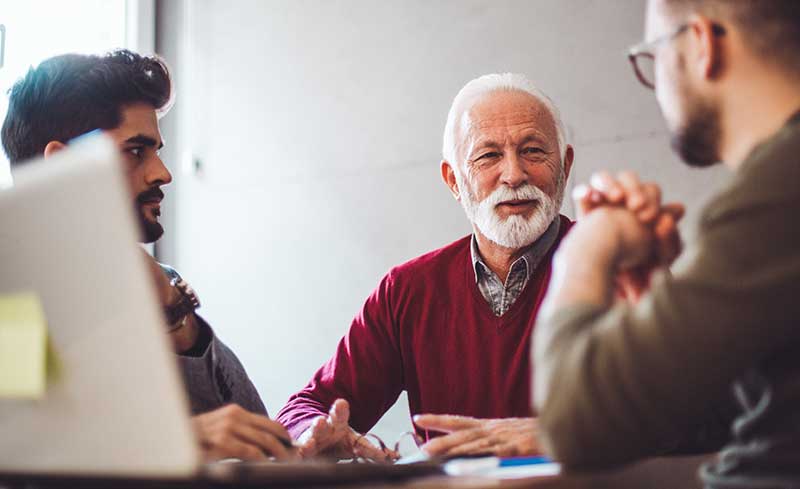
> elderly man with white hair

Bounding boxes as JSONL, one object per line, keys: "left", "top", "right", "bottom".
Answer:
{"left": 276, "top": 73, "right": 575, "bottom": 460}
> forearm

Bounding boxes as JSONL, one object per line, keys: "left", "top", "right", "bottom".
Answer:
{"left": 534, "top": 303, "right": 683, "bottom": 470}
{"left": 534, "top": 213, "right": 688, "bottom": 469}
{"left": 534, "top": 173, "right": 800, "bottom": 471}
{"left": 534, "top": 276, "right": 777, "bottom": 470}
{"left": 541, "top": 244, "right": 615, "bottom": 316}
{"left": 534, "top": 217, "right": 620, "bottom": 412}
{"left": 178, "top": 316, "right": 267, "bottom": 416}
{"left": 279, "top": 273, "right": 406, "bottom": 438}
{"left": 277, "top": 341, "right": 403, "bottom": 439}
{"left": 277, "top": 389, "right": 335, "bottom": 439}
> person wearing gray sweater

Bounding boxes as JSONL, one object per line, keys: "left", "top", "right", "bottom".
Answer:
{"left": 2, "top": 49, "right": 294, "bottom": 462}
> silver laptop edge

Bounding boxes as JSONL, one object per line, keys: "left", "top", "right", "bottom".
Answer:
{"left": 0, "top": 136, "right": 199, "bottom": 477}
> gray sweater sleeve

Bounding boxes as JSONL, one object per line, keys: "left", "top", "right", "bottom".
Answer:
{"left": 157, "top": 264, "right": 267, "bottom": 416}
{"left": 176, "top": 315, "right": 268, "bottom": 416}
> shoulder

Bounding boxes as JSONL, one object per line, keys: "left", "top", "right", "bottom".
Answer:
{"left": 557, "top": 214, "right": 575, "bottom": 237}
{"left": 386, "top": 235, "right": 472, "bottom": 284}
{"left": 704, "top": 125, "right": 800, "bottom": 226}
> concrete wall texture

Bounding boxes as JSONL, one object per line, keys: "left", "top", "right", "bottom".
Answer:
{"left": 155, "top": 0, "right": 729, "bottom": 440}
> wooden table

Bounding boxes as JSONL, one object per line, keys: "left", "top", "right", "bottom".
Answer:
{"left": 395, "top": 455, "right": 711, "bottom": 489}
{"left": 0, "top": 455, "right": 712, "bottom": 489}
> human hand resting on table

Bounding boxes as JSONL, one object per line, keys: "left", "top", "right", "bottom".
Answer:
{"left": 296, "top": 399, "right": 396, "bottom": 461}
{"left": 413, "top": 415, "right": 541, "bottom": 458}
{"left": 192, "top": 404, "right": 297, "bottom": 461}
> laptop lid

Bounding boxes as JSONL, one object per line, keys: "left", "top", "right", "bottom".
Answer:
{"left": 0, "top": 136, "right": 199, "bottom": 477}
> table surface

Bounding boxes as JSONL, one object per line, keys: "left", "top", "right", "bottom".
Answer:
{"left": 0, "top": 455, "right": 713, "bottom": 489}
{"left": 398, "top": 455, "right": 711, "bottom": 489}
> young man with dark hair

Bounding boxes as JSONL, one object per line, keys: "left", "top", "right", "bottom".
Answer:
{"left": 534, "top": 0, "right": 800, "bottom": 486}
{"left": 2, "top": 49, "right": 294, "bottom": 461}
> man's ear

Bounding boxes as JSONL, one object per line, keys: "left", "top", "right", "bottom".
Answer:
{"left": 43, "top": 141, "right": 67, "bottom": 159}
{"left": 688, "top": 15, "right": 726, "bottom": 83}
{"left": 441, "top": 160, "right": 460, "bottom": 200}
{"left": 563, "top": 145, "right": 574, "bottom": 181}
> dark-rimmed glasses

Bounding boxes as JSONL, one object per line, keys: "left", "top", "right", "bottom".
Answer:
{"left": 628, "top": 23, "right": 726, "bottom": 90}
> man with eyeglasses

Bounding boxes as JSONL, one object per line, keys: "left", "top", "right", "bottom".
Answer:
{"left": 534, "top": 0, "right": 800, "bottom": 486}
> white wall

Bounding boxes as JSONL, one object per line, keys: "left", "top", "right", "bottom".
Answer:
{"left": 156, "top": 0, "right": 729, "bottom": 441}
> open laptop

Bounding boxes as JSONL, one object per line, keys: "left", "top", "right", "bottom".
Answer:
{"left": 0, "top": 136, "right": 440, "bottom": 486}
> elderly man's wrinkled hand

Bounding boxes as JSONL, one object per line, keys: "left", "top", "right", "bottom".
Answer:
{"left": 414, "top": 415, "right": 541, "bottom": 458}
{"left": 296, "top": 399, "right": 393, "bottom": 461}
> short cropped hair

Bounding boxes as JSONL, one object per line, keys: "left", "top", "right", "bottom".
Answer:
{"left": 442, "top": 73, "right": 567, "bottom": 167}
{"left": 2, "top": 49, "right": 172, "bottom": 165}
{"left": 663, "top": 0, "right": 800, "bottom": 75}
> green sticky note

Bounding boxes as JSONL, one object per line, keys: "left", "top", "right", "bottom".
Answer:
{"left": 0, "top": 292, "right": 48, "bottom": 399}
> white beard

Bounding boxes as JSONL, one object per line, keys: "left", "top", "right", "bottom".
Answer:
{"left": 458, "top": 172, "right": 564, "bottom": 249}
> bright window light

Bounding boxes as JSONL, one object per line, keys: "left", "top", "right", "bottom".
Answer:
{"left": 0, "top": 0, "right": 127, "bottom": 188}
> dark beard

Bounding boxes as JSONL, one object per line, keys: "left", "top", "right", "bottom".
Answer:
{"left": 670, "top": 98, "right": 722, "bottom": 168}
{"left": 136, "top": 186, "right": 165, "bottom": 243}
{"left": 138, "top": 213, "right": 164, "bottom": 243}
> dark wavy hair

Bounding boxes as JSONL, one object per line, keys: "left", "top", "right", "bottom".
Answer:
{"left": 2, "top": 49, "right": 172, "bottom": 165}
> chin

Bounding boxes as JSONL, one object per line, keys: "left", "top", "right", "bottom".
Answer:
{"left": 140, "top": 220, "right": 165, "bottom": 243}
{"left": 663, "top": 77, "right": 723, "bottom": 167}
{"left": 670, "top": 110, "right": 723, "bottom": 168}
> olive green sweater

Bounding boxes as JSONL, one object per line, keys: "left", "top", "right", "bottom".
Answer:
{"left": 535, "top": 110, "right": 800, "bottom": 488}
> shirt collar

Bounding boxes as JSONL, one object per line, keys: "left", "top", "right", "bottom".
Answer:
{"left": 470, "top": 217, "right": 561, "bottom": 282}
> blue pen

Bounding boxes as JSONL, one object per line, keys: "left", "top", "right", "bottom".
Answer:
{"left": 444, "top": 455, "right": 556, "bottom": 476}
{"left": 499, "top": 456, "right": 552, "bottom": 467}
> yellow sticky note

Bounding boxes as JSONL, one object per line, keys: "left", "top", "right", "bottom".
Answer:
{"left": 0, "top": 292, "right": 48, "bottom": 399}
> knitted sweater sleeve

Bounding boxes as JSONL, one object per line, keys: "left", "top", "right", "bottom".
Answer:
{"left": 276, "top": 272, "right": 404, "bottom": 438}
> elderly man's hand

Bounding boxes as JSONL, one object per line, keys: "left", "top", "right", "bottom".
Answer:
{"left": 192, "top": 404, "right": 296, "bottom": 462}
{"left": 573, "top": 171, "right": 685, "bottom": 300}
{"left": 413, "top": 415, "right": 541, "bottom": 458}
{"left": 296, "top": 399, "right": 394, "bottom": 461}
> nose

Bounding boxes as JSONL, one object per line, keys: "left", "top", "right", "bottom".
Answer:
{"left": 499, "top": 152, "right": 528, "bottom": 189}
{"left": 145, "top": 155, "right": 173, "bottom": 187}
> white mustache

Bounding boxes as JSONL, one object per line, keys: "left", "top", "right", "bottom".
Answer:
{"left": 480, "top": 184, "right": 547, "bottom": 211}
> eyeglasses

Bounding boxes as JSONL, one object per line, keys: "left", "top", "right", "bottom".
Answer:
{"left": 352, "top": 431, "right": 424, "bottom": 464}
{"left": 627, "top": 23, "right": 726, "bottom": 90}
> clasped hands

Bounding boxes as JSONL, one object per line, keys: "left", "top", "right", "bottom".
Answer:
{"left": 573, "top": 171, "right": 685, "bottom": 300}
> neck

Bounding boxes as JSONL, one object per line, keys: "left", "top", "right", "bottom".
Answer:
{"left": 473, "top": 229, "right": 533, "bottom": 283}
{"left": 719, "top": 70, "right": 800, "bottom": 169}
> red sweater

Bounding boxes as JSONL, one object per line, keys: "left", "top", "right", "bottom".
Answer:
{"left": 277, "top": 215, "right": 573, "bottom": 440}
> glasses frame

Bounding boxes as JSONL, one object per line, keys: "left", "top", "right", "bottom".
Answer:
{"left": 353, "top": 431, "right": 424, "bottom": 464}
{"left": 627, "top": 22, "right": 726, "bottom": 90}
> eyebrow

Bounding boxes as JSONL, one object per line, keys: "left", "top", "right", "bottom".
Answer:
{"left": 470, "top": 133, "right": 551, "bottom": 157}
{"left": 469, "top": 138, "right": 501, "bottom": 155}
{"left": 124, "top": 134, "right": 164, "bottom": 150}
{"left": 518, "top": 133, "right": 550, "bottom": 147}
